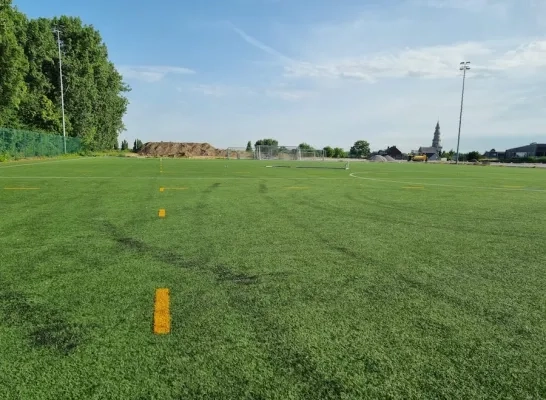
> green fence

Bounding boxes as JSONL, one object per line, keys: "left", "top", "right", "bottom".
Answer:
{"left": 0, "top": 128, "right": 81, "bottom": 158}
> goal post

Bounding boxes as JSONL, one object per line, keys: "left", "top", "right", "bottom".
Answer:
{"left": 249, "top": 145, "right": 348, "bottom": 169}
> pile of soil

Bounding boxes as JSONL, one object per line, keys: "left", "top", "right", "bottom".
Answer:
{"left": 369, "top": 155, "right": 387, "bottom": 162}
{"left": 138, "top": 142, "right": 226, "bottom": 158}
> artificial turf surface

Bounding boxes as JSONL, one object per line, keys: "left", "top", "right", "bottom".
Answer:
{"left": 0, "top": 157, "right": 545, "bottom": 399}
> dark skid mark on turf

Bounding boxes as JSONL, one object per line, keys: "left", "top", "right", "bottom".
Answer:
{"left": 204, "top": 182, "right": 221, "bottom": 193}
{"left": 264, "top": 194, "right": 373, "bottom": 264}
{"left": 0, "top": 285, "right": 87, "bottom": 354}
{"left": 227, "top": 289, "right": 348, "bottom": 399}
{"left": 344, "top": 193, "right": 539, "bottom": 241}
{"left": 104, "top": 222, "right": 262, "bottom": 285}
{"left": 102, "top": 221, "right": 201, "bottom": 269}
{"left": 215, "top": 265, "right": 259, "bottom": 285}
{"left": 396, "top": 274, "right": 523, "bottom": 333}
{"left": 259, "top": 182, "right": 268, "bottom": 194}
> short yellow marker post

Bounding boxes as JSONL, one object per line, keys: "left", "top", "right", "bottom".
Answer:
{"left": 153, "top": 288, "right": 171, "bottom": 335}
{"left": 158, "top": 209, "right": 166, "bottom": 218}
{"left": 159, "top": 187, "right": 165, "bottom": 192}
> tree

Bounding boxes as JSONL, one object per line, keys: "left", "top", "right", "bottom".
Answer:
{"left": 467, "top": 151, "right": 481, "bottom": 161}
{"left": 298, "top": 143, "right": 313, "bottom": 150}
{"left": 0, "top": 2, "right": 28, "bottom": 127}
{"left": 120, "top": 139, "right": 129, "bottom": 151}
{"left": 113, "top": 141, "right": 119, "bottom": 150}
{"left": 133, "top": 139, "right": 143, "bottom": 152}
{"left": 246, "top": 141, "right": 252, "bottom": 152}
{"left": 333, "top": 147, "right": 346, "bottom": 158}
{"left": 349, "top": 140, "right": 370, "bottom": 159}
{"left": 0, "top": 6, "right": 130, "bottom": 151}
{"left": 254, "top": 138, "right": 278, "bottom": 147}
{"left": 323, "top": 146, "right": 334, "bottom": 158}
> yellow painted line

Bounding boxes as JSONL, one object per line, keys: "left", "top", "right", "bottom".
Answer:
{"left": 503, "top": 185, "right": 524, "bottom": 188}
{"left": 162, "top": 187, "right": 188, "bottom": 190}
{"left": 235, "top": 172, "right": 250, "bottom": 174}
{"left": 158, "top": 209, "right": 166, "bottom": 218}
{"left": 4, "top": 187, "right": 40, "bottom": 190}
{"left": 153, "top": 288, "right": 171, "bottom": 335}
{"left": 285, "top": 186, "right": 310, "bottom": 190}
{"left": 159, "top": 187, "right": 165, "bottom": 192}
{"left": 403, "top": 186, "right": 424, "bottom": 189}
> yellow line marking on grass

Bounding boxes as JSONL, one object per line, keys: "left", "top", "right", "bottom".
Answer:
{"left": 4, "top": 187, "right": 40, "bottom": 190}
{"left": 285, "top": 186, "right": 310, "bottom": 190}
{"left": 403, "top": 186, "right": 424, "bottom": 189}
{"left": 162, "top": 187, "right": 188, "bottom": 190}
{"left": 503, "top": 185, "right": 524, "bottom": 188}
{"left": 153, "top": 288, "right": 171, "bottom": 335}
{"left": 158, "top": 209, "right": 166, "bottom": 218}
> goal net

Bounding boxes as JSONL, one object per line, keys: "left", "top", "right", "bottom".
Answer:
{"left": 254, "top": 145, "right": 349, "bottom": 170}
{"left": 254, "top": 145, "right": 325, "bottom": 161}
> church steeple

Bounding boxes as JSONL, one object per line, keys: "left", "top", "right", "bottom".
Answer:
{"left": 432, "top": 121, "right": 442, "bottom": 153}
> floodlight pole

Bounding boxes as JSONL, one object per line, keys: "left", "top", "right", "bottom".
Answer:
{"left": 54, "top": 28, "right": 67, "bottom": 154}
{"left": 455, "top": 61, "right": 470, "bottom": 165}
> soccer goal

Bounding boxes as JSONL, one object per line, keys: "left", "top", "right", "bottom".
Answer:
{"left": 254, "top": 145, "right": 325, "bottom": 161}
{"left": 254, "top": 145, "right": 349, "bottom": 170}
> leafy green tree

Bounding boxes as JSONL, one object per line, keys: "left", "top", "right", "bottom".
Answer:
{"left": 467, "top": 151, "right": 481, "bottom": 161}
{"left": 0, "top": 1, "right": 29, "bottom": 126}
{"left": 323, "top": 146, "right": 334, "bottom": 158}
{"left": 0, "top": 6, "right": 130, "bottom": 151}
{"left": 349, "top": 140, "right": 370, "bottom": 158}
{"left": 298, "top": 143, "right": 314, "bottom": 150}
{"left": 254, "top": 138, "right": 278, "bottom": 147}
{"left": 120, "top": 139, "right": 129, "bottom": 151}
{"left": 133, "top": 139, "right": 143, "bottom": 152}
{"left": 246, "top": 141, "right": 252, "bottom": 152}
{"left": 333, "top": 147, "right": 346, "bottom": 158}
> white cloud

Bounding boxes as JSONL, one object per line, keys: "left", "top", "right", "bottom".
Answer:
{"left": 492, "top": 40, "right": 546, "bottom": 70}
{"left": 119, "top": 65, "right": 195, "bottom": 83}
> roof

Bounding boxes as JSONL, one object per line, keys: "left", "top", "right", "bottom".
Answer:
{"left": 419, "top": 146, "right": 438, "bottom": 154}
{"left": 506, "top": 143, "right": 546, "bottom": 152}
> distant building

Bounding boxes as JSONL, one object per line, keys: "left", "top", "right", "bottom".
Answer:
{"left": 385, "top": 146, "right": 403, "bottom": 159}
{"left": 505, "top": 143, "right": 546, "bottom": 158}
{"left": 417, "top": 121, "right": 443, "bottom": 158}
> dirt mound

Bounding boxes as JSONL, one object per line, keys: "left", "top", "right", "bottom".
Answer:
{"left": 369, "top": 155, "right": 387, "bottom": 162}
{"left": 384, "top": 155, "right": 396, "bottom": 162}
{"left": 138, "top": 142, "right": 226, "bottom": 158}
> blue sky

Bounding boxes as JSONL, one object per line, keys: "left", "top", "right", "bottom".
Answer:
{"left": 15, "top": 0, "right": 546, "bottom": 152}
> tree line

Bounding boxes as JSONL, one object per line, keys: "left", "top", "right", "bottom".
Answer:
{"left": 0, "top": 1, "right": 129, "bottom": 150}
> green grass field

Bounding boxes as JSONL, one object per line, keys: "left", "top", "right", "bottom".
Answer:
{"left": 1, "top": 157, "right": 545, "bottom": 399}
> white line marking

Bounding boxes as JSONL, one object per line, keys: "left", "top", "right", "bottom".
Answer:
{"left": 349, "top": 173, "right": 546, "bottom": 192}
{"left": 0, "top": 158, "right": 92, "bottom": 169}
{"left": 0, "top": 176, "right": 352, "bottom": 180}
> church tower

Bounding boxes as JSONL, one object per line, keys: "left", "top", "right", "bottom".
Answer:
{"left": 432, "top": 121, "right": 442, "bottom": 154}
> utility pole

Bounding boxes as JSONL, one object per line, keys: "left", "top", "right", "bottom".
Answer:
{"left": 53, "top": 28, "right": 67, "bottom": 154}
{"left": 455, "top": 61, "right": 470, "bottom": 164}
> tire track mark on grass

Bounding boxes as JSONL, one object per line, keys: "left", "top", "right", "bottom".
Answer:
{"left": 0, "top": 283, "right": 90, "bottom": 354}
{"left": 226, "top": 286, "right": 348, "bottom": 399}
{"left": 343, "top": 193, "right": 540, "bottom": 241}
